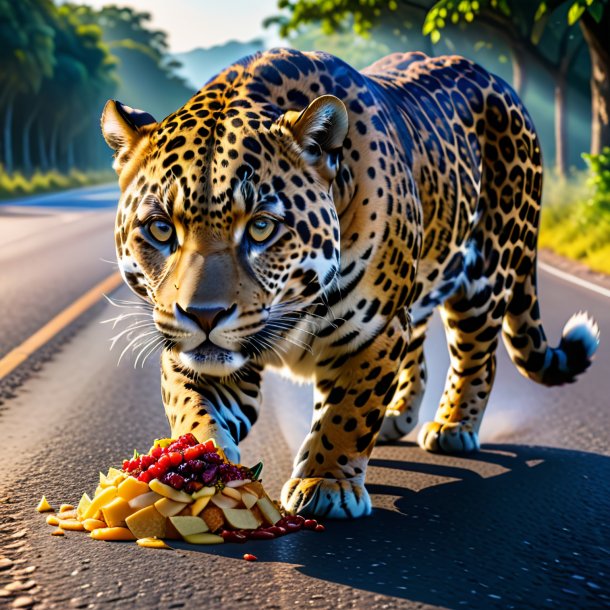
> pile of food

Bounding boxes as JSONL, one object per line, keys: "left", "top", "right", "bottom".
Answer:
{"left": 37, "top": 434, "right": 323, "bottom": 549}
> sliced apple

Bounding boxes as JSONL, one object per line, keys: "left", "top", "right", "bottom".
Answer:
{"left": 82, "top": 487, "right": 117, "bottom": 520}
{"left": 211, "top": 494, "right": 239, "bottom": 509}
{"left": 125, "top": 505, "right": 166, "bottom": 539}
{"left": 101, "top": 497, "right": 133, "bottom": 527}
{"left": 221, "top": 507, "right": 261, "bottom": 530}
{"left": 221, "top": 486, "right": 242, "bottom": 501}
{"left": 242, "top": 481, "right": 264, "bottom": 498}
{"left": 190, "top": 495, "right": 211, "bottom": 516}
{"left": 128, "top": 490, "right": 163, "bottom": 510}
{"left": 183, "top": 533, "right": 224, "bottom": 545}
{"left": 169, "top": 516, "right": 209, "bottom": 538}
{"left": 154, "top": 497, "right": 188, "bottom": 518}
{"left": 118, "top": 477, "right": 149, "bottom": 501}
{"left": 76, "top": 493, "right": 92, "bottom": 519}
{"left": 149, "top": 479, "right": 193, "bottom": 503}
{"left": 241, "top": 492, "right": 258, "bottom": 510}
{"left": 225, "top": 479, "right": 252, "bottom": 488}
{"left": 191, "top": 486, "right": 216, "bottom": 499}
{"left": 256, "top": 497, "right": 282, "bottom": 525}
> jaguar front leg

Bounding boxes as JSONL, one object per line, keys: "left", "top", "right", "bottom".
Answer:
{"left": 160, "top": 350, "right": 262, "bottom": 463}
{"left": 281, "top": 314, "right": 411, "bottom": 518}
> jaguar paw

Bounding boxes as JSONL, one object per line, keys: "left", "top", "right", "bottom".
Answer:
{"left": 280, "top": 476, "right": 371, "bottom": 519}
{"left": 418, "top": 421, "right": 480, "bottom": 454}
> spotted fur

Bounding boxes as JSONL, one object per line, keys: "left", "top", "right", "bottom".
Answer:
{"left": 101, "top": 49, "right": 599, "bottom": 519}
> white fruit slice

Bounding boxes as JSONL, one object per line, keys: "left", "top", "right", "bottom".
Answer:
{"left": 191, "top": 486, "right": 216, "bottom": 499}
{"left": 183, "top": 533, "right": 224, "bottom": 545}
{"left": 210, "top": 494, "right": 239, "bottom": 509}
{"left": 221, "top": 486, "right": 242, "bottom": 501}
{"left": 256, "top": 497, "right": 282, "bottom": 525}
{"left": 128, "top": 491, "right": 162, "bottom": 510}
{"left": 241, "top": 492, "right": 258, "bottom": 510}
{"left": 221, "top": 507, "right": 261, "bottom": 530}
{"left": 149, "top": 479, "right": 193, "bottom": 503}
{"left": 190, "top": 495, "right": 212, "bottom": 516}
{"left": 169, "top": 516, "right": 209, "bottom": 537}
{"left": 225, "top": 479, "right": 252, "bottom": 488}
{"left": 154, "top": 497, "right": 188, "bottom": 518}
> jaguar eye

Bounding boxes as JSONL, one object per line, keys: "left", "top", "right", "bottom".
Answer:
{"left": 248, "top": 217, "right": 276, "bottom": 243}
{"left": 147, "top": 219, "right": 174, "bottom": 244}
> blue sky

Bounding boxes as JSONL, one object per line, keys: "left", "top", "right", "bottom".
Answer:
{"left": 67, "top": 0, "right": 283, "bottom": 52}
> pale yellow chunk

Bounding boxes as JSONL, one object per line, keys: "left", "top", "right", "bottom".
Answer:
{"left": 221, "top": 507, "right": 261, "bottom": 530}
{"left": 83, "top": 518, "right": 106, "bottom": 532}
{"left": 83, "top": 487, "right": 117, "bottom": 520}
{"left": 117, "top": 477, "right": 149, "bottom": 501}
{"left": 125, "top": 505, "right": 166, "bottom": 539}
{"left": 101, "top": 497, "right": 133, "bottom": 528}
{"left": 58, "top": 519, "right": 85, "bottom": 531}
{"left": 46, "top": 515, "right": 60, "bottom": 526}
{"left": 36, "top": 496, "right": 53, "bottom": 513}
{"left": 155, "top": 497, "right": 188, "bottom": 518}
{"left": 136, "top": 537, "right": 172, "bottom": 549}
{"left": 241, "top": 492, "right": 258, "bottom": 510}
{"left": 107, "top": 467, "right": 123, "bottom": 479}
{"left": 210, "top": 494, "right": 238, "bottom": 509}
{"left": 183, "top": 533, "right": 224, "bottom": 545}
{"left": 59, "top": 504, "right": 74, "bottom": 512}
{"left": 58, "top": 510, "right": 77, "bottom": 520}
{"left": 90, "top": 527, "right": 136, "bottom": 541}
{"left": 191, "top": 486, "right": 216, "bottom": 499}
{"left": 51, "top": 528, "right": 65, "bottom": 536}
{"left": 221, "top": 487, "right": 242, "bottom": 501}
{"left": 256, "top": 497, "right": 282, "bottom": 526}
{"left": 190, "top": 495, "right": 211, "bottom": 516}
{"left": 129, "top": 490, "right": 163, "bottom": 510}
{"left": 169, "top": 516, "right": 209, "bottom": 538}
{"left": 76, "top": 493, "right": 92, "bottom": 520}
{"left": 149, "top": 479, "right": 192, "bottom": 503}
{"left": 242, "top": 482, "right": 264, "bottom": 498}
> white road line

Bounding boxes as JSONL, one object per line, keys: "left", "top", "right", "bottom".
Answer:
{"left": 539, "top": 261, "right": 610, "bottom": 299}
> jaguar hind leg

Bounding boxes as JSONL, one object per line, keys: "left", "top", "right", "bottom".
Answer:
{"left": 377, "top": 318, "right": 428, "bottom": 443}
{"left": 418, "top": 262, "right": 503, "bottom": 454}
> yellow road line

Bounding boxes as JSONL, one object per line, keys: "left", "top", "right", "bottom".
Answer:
{"left": 0, "top": 271, "right": 123, "bottom": 379}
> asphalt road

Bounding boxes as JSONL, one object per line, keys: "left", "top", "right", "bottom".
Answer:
{"left": 0, "top": 186, "right": 609, "bottom": 610}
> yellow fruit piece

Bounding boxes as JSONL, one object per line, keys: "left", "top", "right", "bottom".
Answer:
{"left": 256, "top": 497, "right": 282, "bottom": 526}
{"left": 76, "top": 493, "right": 92, "bottom": 520}
{"left": 155, "top": 497, "right": 188, "bottom": 518}
{"left": 58, "top": 510, "right": 77, "bottom": 520}
{"left": 90, "top": 527, "right": 136, "bottom": 541}
{"left": 190, "top": 495, "right": 211, "bottom": 516}
{"left": 51, "top": 528, "right": 65, "bottom": 536}
{"left": 221, "top": 507, "right": 261, "bottom": 530}
{"left": 191, "top": 486, "right": 216, "bottom": 499}
{"left": 128, "top": 491, "right": 162, "bottom": 510}
{"left": 149, "top": 479, "right": 192, "bottom": 503}
{"left": 241, "top": 492, "right": 258, "bottom": 510}
{"left": 46, "top": 515, "right": 59, "bottom": 526}
{"left": 242, "top": 482, "right": 264, "bottom": 498}
{"left": 94, "top": 485, "right": 103, "bottom": 497}
{"left": 59, "top": 504, "right": 74, "bottom": 512}
{"left": 169, "top": 516, "right": 209, "bottom": 538}
{"left": 101, "top": 497, "right": 133, "bottom": 528}
{"left": 107, "top": 467, "right": 123, "bottom": 479}
{"left": 83, "top": 519, "right": 106, "bottom": 532}
{"left": 125, "top": 505, "right": 166, "bottom": 539}
{"left": 82, "top": 486, "right": 117, "bottom": 520}
{"left": 183, "top": 533, "right": 224, "bottom": 545}
{"left": 117, "top": 477, "right": 149, "bottom": 502}
{"left": 221, "top": 487, "right": 241, "bottom": 501}
{"left": 36, "top": 496, "right": 53, "bottom": 512}
{"left": 136, "top": 537, "right": 172, "bottom": 549}
{"left": 211, "top": 494, "right": 238, "bottom": 509}
{"left": 58, "top": 519, "right": 85, "bottom": 531}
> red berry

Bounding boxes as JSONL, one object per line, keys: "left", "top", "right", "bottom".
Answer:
{"left": 243, "top": 553, "right": 257, "bottom": 561}
{"left": 164, "top": 472, "right": 185, "bottom": 490}
{"left": 151, "top": 446, "right": 163, "bottom": 459}
{"left": 202, "top": 440, "right": 215, "bottom": 452}
{"left": 122, "top": 460, "right": 129, "bottom": 470}
{"left": 138, "top": 471, "right": 153, "bottom": 483}
{"left": 303, "top": 519, "right": 317, "bottom": 530}
{"left": 148, "top": 464, "right": 162, "bottom": 479}
{"left": 315, "top": 524, "right": 325, "bottom": 532}
{"left": 182, "top": 433, "right": 199, "bottom": 446}
{"left": 250, "top": 529, "right": 275, "bottom": 540}
{"left": 183, "top": 447, "right": 200, "bottom": 461}
{"left": 157, "top": 454, "right": 171, "bottom": 471}
{"left": 184, "top": 480, "right": 203, "bottom": 493}
{"left": 169, "top": 452, "right": 183, "bottom": 466}
{"left": 268, "top": 526, "right": 287, "bottom": 537}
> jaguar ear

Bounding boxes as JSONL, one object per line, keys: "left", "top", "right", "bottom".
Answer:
{"left": 279, "top": 95, "right": 348, "bottom": 183}
{"left": 101, "top": 100, "right": 157, "bottom": 176}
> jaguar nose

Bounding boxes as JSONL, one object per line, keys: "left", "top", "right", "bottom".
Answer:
{"left": 176, "top": 304, "right": 234, "bottom": 333}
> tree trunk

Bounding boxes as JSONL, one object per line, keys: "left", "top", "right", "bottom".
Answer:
{"left": 3, "top": 96, "right": 14, "bottom": 174}
{"left": 510, "top": 45, "right": 527, "bottom": 98}
{"left": 554, "top": 71, "right": 567, "bottom": 177}
{"left": 580, "top": 10, "right": 610, "bottom": 154}
{"left": 37, "top": 122, "right": 49, "bottom": 171}
{"left": 49, "top": 121, "right": 59, "bottom": 169}
{"left": 22, "top": 110, "right": 38, "bottom": 176}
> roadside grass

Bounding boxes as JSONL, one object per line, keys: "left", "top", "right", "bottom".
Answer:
{"left": 0, "top": 167, "right": 115, "bottom": 200}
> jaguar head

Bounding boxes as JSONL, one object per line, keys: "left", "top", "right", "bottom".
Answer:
{"left": 101, "top": 94, "right": 348, "bottom": 377}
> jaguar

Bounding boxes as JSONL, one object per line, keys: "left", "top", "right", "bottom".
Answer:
{"left": 101, "top": 48, "right": 599, "bottom": 518}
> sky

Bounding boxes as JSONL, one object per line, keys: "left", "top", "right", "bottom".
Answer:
{"left": 67, "top": 0, "right": 283, "bottom": 52}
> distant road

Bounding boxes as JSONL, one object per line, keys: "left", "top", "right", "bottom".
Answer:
{"left": 0, "top": 190, "right": 608, "bottom": 609}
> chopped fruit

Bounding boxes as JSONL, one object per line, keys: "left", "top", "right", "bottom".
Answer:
{"left": 303, "top": 519, "right": 317, "bottom": 530}
{"left": 241, "top": 492, "right": 258, "bottom": 510}
{"left": 243, "top": 553, "right": 257, "bottom": 561}
{"left": 58, "top": 509, "right": 77, "bottom": 520}
{"left": 190, "top": 495, "right": 212, "bottom": 516}
{"left": 125, "top": 505, "right": 166, "bottom": 539}
{"left": 82, "top": 487, "right": 117, "bottom": 521}
{"left": 51, "top": 528, "right": 64, "bottom": 536}
{"left": 101, "top": 497, "right": 133, "bottom": 528}
{"left": 242, "top": 482, "right": 264, "bottom": 497}
{"left": 90, "top": 527, "right": 136, "bottom": 541}
{"left": 83, "top": 519, "right": 106, "bottom": 532}
{"left": 183, "top": 533, "right": 224, "bottom": 545}
{"left": 169, "top": 516, "right": 209, "bottom": 537}
{"left": 37, "top": 496, "right": 53, "bottom": 513}
{"left": 221, "top": 508, "right": 261, "bottom": 530}
{"left": 210, "top": 494, "right": 239, "bottom": 509}
{"left": 201, "top": 506, "right": 225, "bottom": 532}
{"left": 136, "top": 537, "right": 172, "bottom": 549}
{"left": 128, "top": 491, "right": 162, "bottom": 510}
{"left": 315, "top": 524, "right": 325, "bottom": 532}
{"left": 59, "top": 504, "right": 74, "bottom": 513}
{"left": 149, "top": 479, "right": 192, "bottom": 503}
{"left": 76, "top": 494, "right": 92, "bottom": 520}
{"left": 117, "top": 477, "right": 149, "bottom": 501}
{"left": 46, "top": 515, "right": 59, "bottom": 526}
{"left": 256, "top": 497, "right": 282, "bottom": 526}
{"left": 57, "top": 519, "right": 85, "bottom": 531}
{"left": 192, "top": 486, "right": 216, "bottom": 499}
{"left": 221, "top": 486, "right": 242, "bottom": 501}
{"left": 154, "top": 497, "right": 188, "bottom": 518}
{"left": 225, "top": 479, "right": 252, "bottom": 488}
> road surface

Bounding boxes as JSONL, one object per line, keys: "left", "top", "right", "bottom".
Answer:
{"left": 0, "top": 185, "right": 608, "bottom": 610}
